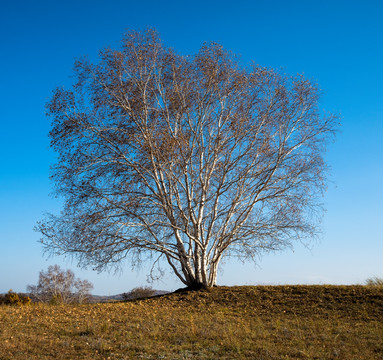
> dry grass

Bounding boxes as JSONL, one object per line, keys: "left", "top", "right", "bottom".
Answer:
{"left": 0, "top": 285, "right": 382, "bottom": 359}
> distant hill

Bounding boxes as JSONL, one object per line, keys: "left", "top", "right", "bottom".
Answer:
{"left": 0, "top": 290, "right": 170, "bottom": 304}
{"left": 89, "top": 290, "right": 169, "bottom": 303}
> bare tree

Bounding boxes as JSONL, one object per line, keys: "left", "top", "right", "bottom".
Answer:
{"left": 74, "top": 278, "right": 94, "bottom": 304}
{"left": 37, "top": 29, "right": 338, "bottom": 288}
{"left": 27, "top": 265, "right": 93, "bottom": 303}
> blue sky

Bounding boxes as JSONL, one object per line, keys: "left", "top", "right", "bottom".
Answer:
{"left": 1, "top": 0, "right": 382, "bottom": 295}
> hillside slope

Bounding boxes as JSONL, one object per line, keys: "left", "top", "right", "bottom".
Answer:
{"left": 0, "top": 285, "right": 382, "bottom": 359}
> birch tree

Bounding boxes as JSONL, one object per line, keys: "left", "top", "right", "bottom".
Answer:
{"left": 27, "top": 265, "right": 93, "bottom": 304}
{"left": 37, "top": 29, "right": 338, "bottom": 288}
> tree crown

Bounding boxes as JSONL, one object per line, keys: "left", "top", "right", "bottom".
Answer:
{"left": 38, "top": 29, "right": 338, "bottom": 287}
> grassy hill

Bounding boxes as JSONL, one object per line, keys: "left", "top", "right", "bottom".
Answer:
{"left": 0, "top": 285, "right": 382, "bottom": 359}
{"left": 87, "top": 290, "right": 169, "bottom": 302}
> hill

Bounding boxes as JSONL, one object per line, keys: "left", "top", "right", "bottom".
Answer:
{"left": 0, "top": 285, "right": 382, "bottom": 359}
{"left": 89, "top": 290, "right": 169, "bottom": 303}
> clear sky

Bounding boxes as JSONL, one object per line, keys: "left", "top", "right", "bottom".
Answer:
{"left": 1, "top": 0, "right": 382, "bottom": 295}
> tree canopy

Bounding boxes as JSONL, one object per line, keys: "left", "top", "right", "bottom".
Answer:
{"left": 38, "top": 29, "right": 338, "bottom": 288}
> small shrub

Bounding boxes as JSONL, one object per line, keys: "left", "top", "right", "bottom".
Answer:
{"left": 5, "top": 290, "right": 21, "bottom": 305}
{"left": 50, "top": 294, "right": 63, "bottom": 305}
{"left": 122, "top": 286, "right": 156, "bottom": 300}
{"left": 365, "top": 277, "right": 383, "bottom": 287}
{"left": 0, "top": 290, "right": 31, "bottom": 306}
{"left": 20, "top": 294, "right": 32, "bottom": 305}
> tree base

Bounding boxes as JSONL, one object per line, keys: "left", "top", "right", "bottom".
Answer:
{"left": 174, "top": 283, "right": 212, "bottom": 293}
